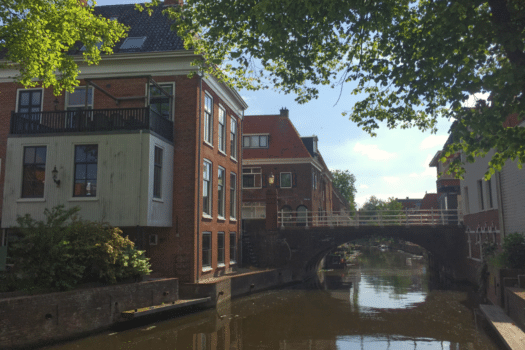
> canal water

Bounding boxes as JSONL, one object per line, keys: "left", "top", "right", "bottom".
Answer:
{"left": 43, "top": 248, "right": 503, "bottom": 350}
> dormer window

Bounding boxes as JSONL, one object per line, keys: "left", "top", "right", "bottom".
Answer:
{"left": 243, "top": 134, "right": 268, "bottom": 148}
{"left": 120, "top": 36, "right": 147, "bottom": 50}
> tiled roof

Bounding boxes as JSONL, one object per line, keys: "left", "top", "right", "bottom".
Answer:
{"left": 79, "top": 3, "right": 185, "bottom": 55}
{"left": 243, "top": 114, "right": 312, "bottom": 159}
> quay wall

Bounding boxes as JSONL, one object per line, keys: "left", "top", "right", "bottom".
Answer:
{"left": 0, "top": 278, "right": 178, "bottom": 349}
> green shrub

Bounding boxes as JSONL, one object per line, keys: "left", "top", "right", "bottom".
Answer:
{"left": 10, "top": 206, "right": 151, "bottom": 292}
{"left": 500, "top": 233, "right": 525, "bottom": 269}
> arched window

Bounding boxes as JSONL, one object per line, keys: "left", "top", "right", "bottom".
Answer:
{"left": 297, "top": 205, "right": 308, "bottom": 226}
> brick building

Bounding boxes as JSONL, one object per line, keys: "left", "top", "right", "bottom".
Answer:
{"left": 0, "top": 2, "right": 247, "bottom": 282}
{"left": 241, "top": 108, "right": 341, "bottom": 226}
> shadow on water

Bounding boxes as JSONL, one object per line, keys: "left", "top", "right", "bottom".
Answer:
{"left": 42, "top": 248, "right": 505, "bottom": 350}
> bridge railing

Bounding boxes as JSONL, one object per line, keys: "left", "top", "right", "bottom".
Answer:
{"left": 277, "top": 209, "right": 461, "bottom": 228}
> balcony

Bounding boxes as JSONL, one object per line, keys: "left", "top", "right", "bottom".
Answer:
{"left": 10, "top": 107, "right": 173, "bottom": 142}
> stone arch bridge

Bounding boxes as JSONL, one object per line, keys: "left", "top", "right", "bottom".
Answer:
{"left": 243, "top": 221, "right": 467, "bottom": 282}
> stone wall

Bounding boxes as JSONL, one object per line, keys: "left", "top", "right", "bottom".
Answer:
{"left": 0, "top": 279, "right": 178, "bottom": 349}
{"left": 505, "top": 288, "right": 525, "bottom": 330}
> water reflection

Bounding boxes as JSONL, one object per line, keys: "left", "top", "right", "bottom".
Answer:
{"left": 44, "top": 248, "right": 501, "bottom": 350}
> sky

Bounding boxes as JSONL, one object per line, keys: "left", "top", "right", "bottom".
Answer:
{"left": 97, "top": 0, "right": 457, "bottom": 208}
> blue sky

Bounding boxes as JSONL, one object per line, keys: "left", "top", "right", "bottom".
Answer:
{"left": 97, "top": 0, "right": 455, "bottom": 208}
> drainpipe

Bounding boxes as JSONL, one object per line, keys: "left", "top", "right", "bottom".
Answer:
{"left": 137, "top": 129, "right": 144, "bottom": 246}
{"left": 196, "top": 73, "right": 203, "bottom": 283}
{"left": 495, "top": 171, "right": 505, "bottom": 240}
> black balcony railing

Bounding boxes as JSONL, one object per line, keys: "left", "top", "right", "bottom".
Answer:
{"left": 10, "top": 107, "right": 173, "bottom": 142}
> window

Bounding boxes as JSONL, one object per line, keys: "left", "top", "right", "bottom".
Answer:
{"left": 22, "top": 146, "right": 46, "bottom": 198}
{"left": 74, "top": 145, "right": 98, "bottom": 197}
{"left": 243, "top": 135, "right": 268, "bottom": 148}
{"left": 120, "top": 36, "right": 147, "bottom": 50}
{"left": 477, "top": 180, "right": 484, "bottom": 210}
{"left": 312, "top": 171, "right": 317, "bottom": 189}
{"left": 230, "top": 117, "right": 237, "bottom": 159}
{"left": 230, "top": 232, "right": 236, "bottom": 263}
{"left": 17, "top": 89, "right": 42, "bottom": 122}
{"left": 230, "top": 173, "right": 237, "bottom": 219}
{"left": 486, "top": 178, "right": 493, "bottom": 209}
{"left": 202, "top": 232, "right": 211, "bottom": 269}
{"left": 218, "top": 232, "right": 225, "bottom": 265}
{"left": 66, "top": 87, "right": 93, "bottom": 110}
{"left": 218, "top": 167, "right": 225, "bottom": 218}
{"left": 280, "top": 172, "right": 292, "bottom": 188}
{"left": 66, "top": 87, "right": 94, "bottom": 128}
{"left": 149, "top": 83, "right": 174, "bottom": 120}
{"left": 203, "top": 160, "right": 212, "bottom": 216}
{"left": 242, "top": 202, "right": 266, "bottom": 219}
{"left": 218, "top": 107, "right": 226, "bottom": 153}
{"left": 297, "top": 205, "right": 308, "bottom": 226}
{"left": 204, "top": 94, "right": 213, "bottom": 144}
{"left": 153, "top": 146, "right": 163, "bottom": 199}
{"left": 242, "top": 167, "right": 262, "bottom": 188}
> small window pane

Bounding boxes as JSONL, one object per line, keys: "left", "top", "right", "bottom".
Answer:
{"left": 20, "top": 93, "right": 30, "bottom": 106}
{"left": 243, "top": 136, "right": 250, "bottom": 147}
{"left": 250, "top": 136, "right": 259, "bottom": 146}
{"left": 31, "top": 91, "right": 41, "bottom": 105}
{"left": 259, "top": 135, "right": 268, "bottom": 147}
{"left": 24, "top": 147, "right": 35, "bottom": 164}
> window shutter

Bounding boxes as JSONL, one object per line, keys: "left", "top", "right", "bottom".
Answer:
{"left": 262, "top": 174, "right": 267, "bottom": 188}
{"left": 292, "top": 173, "right": 297, "bottom": 187}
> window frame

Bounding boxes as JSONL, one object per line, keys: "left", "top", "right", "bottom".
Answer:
{"left": 242, "top": 167, "right": 262, "bottom": 189}
{"left": 16, "top": 88, "right": 44, "bottom": 122}
{"left": 66, "top": 86, "right": 94, "bottom": 110}
{"left": 202, "top": 232, "right": 212, "bottom": 270}
{"left": 204, "top": 93, "right": 213, "bottom": 145}
{"left": 230, "top": 172, "right": 237, "bottom": 220}
{"left": 218, "top": 106, "right": 226, "bottom": 153}
{"left": 477, "top": 179, "right": 484, "bottom": 211}
{"left": 21, "top": 146, "right": 47, "bottom": 199}
{"left": 203, "top": 159, "right": 212, "bottom": 217}
{"left": 230, "top": 116, "right": 237, "bottom": 160}
{"left": 73, "top": 144, "right": 98, "bottom": 198}
{"left": 486, "top": 178, "right": 493, "bottom": 209}
{"left": 243, "top": 134, "right": 269, "bottom": 148}
{"left": 280, "top": 172, "right": 292, "bottom": 188}
{"left": 217, "top": 232, "right": 225, "bottom": 266}
{"left": 229, "top": 232, "right": 237, "bottom": 263}
{"left": 218, "top": 166, "right": 226, "bottom": 218}
{"left": 153, "top": 146, "right": 163, "bottom": 199}
{"left": 147, "top": 82, "right": 175, "bottom": 121}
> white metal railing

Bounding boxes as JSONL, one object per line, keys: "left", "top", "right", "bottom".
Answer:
{"left": 277, "top": 209, "right": 462, "bottom": 228}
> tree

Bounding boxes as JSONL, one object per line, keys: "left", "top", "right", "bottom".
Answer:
{"left": 330, "top": 169, "right": 357, "bottom": 211}
{"left": 362, "top": 196, "right": 403, "bottom": 212}
{"left": 142, "top": 0, "right": 525, "bottom": 178}
{"left": 0, "top": 0, "right": 127, "bottom": 95}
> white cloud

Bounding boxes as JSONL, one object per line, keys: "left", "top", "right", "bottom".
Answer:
{"left": 353, "top": 142, "right": 397, "bottom": 161}
{"left": 419, "top": 135, "right": 449, "bottom": 150}
{"left": 359, "top": 184, "right": 369, "bottom": 189}
{"left": 463, "top": 92, "right": 490, "bottom": 108}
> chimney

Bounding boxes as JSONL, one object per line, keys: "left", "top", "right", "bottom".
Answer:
{"left": 279, "top": 107, "right": 289, "bottom": 118}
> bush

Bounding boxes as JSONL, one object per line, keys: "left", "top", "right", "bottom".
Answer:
{"left": 10, "top": 206, "right": 151, "bottom": 292}
{"left": 500, "top": 233, "right": 525, "bottom": 269}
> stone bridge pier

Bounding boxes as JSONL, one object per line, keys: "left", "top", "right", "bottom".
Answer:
{"left": 243, "top": 222, "right": 468, "bottom": 283}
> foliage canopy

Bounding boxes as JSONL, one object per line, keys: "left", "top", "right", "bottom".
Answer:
{"left": 330, "top": 169, "right": 357, "bottom": 211}
{"left": 0, "top": 0, "right": 127, "bottom": 95}
{"left": 143, "top": 0, "right": 525, "bottom": 178}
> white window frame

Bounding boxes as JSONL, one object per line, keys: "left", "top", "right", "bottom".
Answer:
{"left": 242, "top": 167, "right": 262, "bottom": 189}
{"left": 230, "top": 116, "right": 238, "bottom": 160}
{"left": 218, "top": 106, "right": 226, "bottom": 154}
{"left": 202, "top": 232, "right": 212, "bottom": 270}
{"left": 203, "top": 160, "right": 212, "bottom": 217}
{"left": 153, "top": 145, "right": 163, "bottom": 200}
{"left": 280, "top": 172, "right": 292, "bottom": 188}
{"left": 204, "top": 93, "right": 213, "bottom": 146}
{"left": 477, "top": 179, "right": 484, "bottom": 211}
{"left": 146, "top": 82, "right": 175, "bottom": 121}
{"left": 243, "top": 134, "right": 269, "bottom": 148}
{"left": 217, "top": 232, "right": 225, "bottom": 266}
{"left": 218, "top": 166, "right": 226, "bottom": 219}
{"left": 230, "top": 172, "right": 237, "bottom": 220}
{"left": 463, "top": 186, "right": 470, "bottom": 214}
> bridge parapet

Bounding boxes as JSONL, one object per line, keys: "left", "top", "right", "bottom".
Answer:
{"left": 277, "top": 209, "right": 462, "bottom": 229}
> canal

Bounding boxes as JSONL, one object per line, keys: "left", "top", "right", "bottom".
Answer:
{"left": 43, "top": 247, "right": 503, "bottom": 350}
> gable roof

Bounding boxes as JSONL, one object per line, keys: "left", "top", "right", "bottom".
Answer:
{"left": 83, "top": 4, "right": 185, "bottom": 54}
{"left": 243, "top": 114, "right": 312, "bottom": 159}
